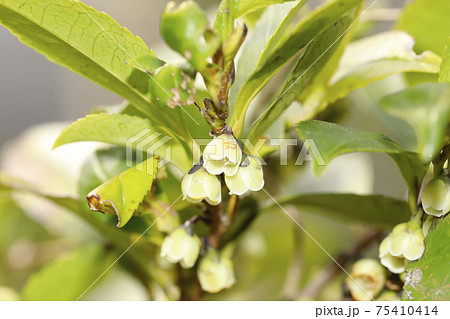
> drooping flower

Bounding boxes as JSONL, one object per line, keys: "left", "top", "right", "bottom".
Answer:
{"left": 346, "top": 258, "right": 386, "bottom": 301}
{"left": 421, "top": 177, "right": 450, "bottom": 217}
{"left": 225, "top": 156, "right": 264, "bottom": 195}
{"left": 160, "top": 227, "right": 201, "bottom": 269}
{"left": 379, "top": 234, "right": 410, "bottom": 274}
{"left": 379, "top": 214, "right": 425, "bottom": 274}
{"left": 197, "top": 249, "right": 235, "bottom": 293}
{"left": 203, "top": 133, "right": 242, "bottom": 176}
{"left": 181, "top": 163, "right": 221, "bottom": 205}
{"left": 390, "top": 218, "right": 425, "bottom": 261}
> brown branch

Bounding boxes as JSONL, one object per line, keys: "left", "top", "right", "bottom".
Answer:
{"left": 206, "top": 203, "right": 226, "bottom": 248}
{"left": 298, "top": 230, "right": 383, "bottom": 300}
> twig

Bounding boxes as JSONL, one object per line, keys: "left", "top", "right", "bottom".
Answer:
{"left": 298, "top": 230, "right": 383, "bottom": 300}
{"left": 206, "top": 203, "right": 226, "bottom": 248}
{"left": 226, "top": 194, "right": 239, "bottom": 223}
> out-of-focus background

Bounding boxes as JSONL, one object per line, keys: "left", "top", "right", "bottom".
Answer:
{"left": 0, "top": 0, "right": 417, "bottom": 301}
{"left": 0, "top": 0, "right": 215, "bottom": 146}
{"left": 0, "top": 0, "right": 409, "bottom": 196}
{"left": 0, "top": 0, "right": 406, "bottom": 146}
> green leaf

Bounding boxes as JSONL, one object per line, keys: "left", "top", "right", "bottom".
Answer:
{"left": 0, "top": 192, "right": 52, "bottom": 249}
{"left": 214, "top": 0, "right": 294, "bottom": 42}
{"left": 148, "top": 62, "right": 196, "bottom": 109}
{"left": 235, "top": 0, "right": 295, "bottom": 19}
{"left": 126, "top": 55, "right": 165, "bottom": 74}
{"left": 229, "top": 1, "right": 297, "bottom": 118}
{"left": 54, "top": 114, "right": 153, "bottom": 148}
{"left": 87, "top": 158, "right": 158, "bottom": 228}
{"left": 77, "top": 147, "right": 132, "bottom": 202}
{"left": 22, "top": 244, "right": 115, "bottom": 301}
{"left": 248, "top": 1, "right": 360, "bottom": 141}
{"left": 0, "top": 191, "right": 53, "bottom": 286}
{"left": 296, "top": 120, "right": 428, "bottom": 197}
{"left": 319, "top": 31, "right": 442, "bottom": 110}
{"left": 439, "top": 38, "right": 450, "bottom": 83}
{"left": 380, "top": 83, "right": 450, "bottom": 162}
{"left": 53, "top": 113, "right": 190, "bottom": 170}
{"left": 255, "top": 0, "right": 306, "bottom": 69}
{"left": 274, "top": 194, "right": 410, "bottom": 227}
{"left": 396, "top": 0, "right": 450, "bottom": 56}
{"left": 0, "top": 173, "right": 159, "bottom": 288}
{"left": 402, "top": 215, "right": 450, "bottom": 301}
{"left": 0, "top": 0, "right": 185, "bottom": 139}
{"left": 233, "top": 0, "right": 362, "bottom": 136}
{"left": 214, "top": 0, "right": 235, "bottom": 43}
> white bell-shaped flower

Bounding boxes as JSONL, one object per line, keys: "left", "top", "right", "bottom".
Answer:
{"left": 160, "top": 227, "right": 201, "bottom": 269}
{"left": 197, "top": 249, "right": 235, "bottom": 293}
{"left": 379, "top": 234, "right": 409, "bottom": 274}
{"left": 203, "top": 133, "right": 242, "bottom": 176}
{"left": 346, "top": 259, "right": 386, "bottom": 301}
{"left": 379, "top": 214, "right": 425, "bottom": 274}
{"left": 225, "top": 156, "right": 264, "bottom": 195}
{"left": 181, "top": 165, "right": 221, "bottom": 205}
{"left": 421, "top": 177, "right": 450, "bottom": 217}
{"left": 389, "top": 218, "right": 425, "bottom": 261}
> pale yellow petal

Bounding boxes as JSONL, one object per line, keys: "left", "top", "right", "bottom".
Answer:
{"left": 403, "top": 230, "right": 425, "bottom": 261}
{"left": 204, "top": 174, "right": 222, "bottom": 204}
{"left": 379, "top": 235, "right": 392, "bottom": 258}
{"left": 422, "top": 177, "right": 450, "bottom": 217}
{"left": 181, "top": 173, "right": 193, "bottom": 199}
{"left": 180, "top": 235, "right": 201, "bottom": 269}
{"left": 225, "top": 171, "right": 248, "bottom": 195}
{"left": 241, "top": 158, "right": 264, "bottom": 191}
{"left": 204, "top": 159, "right": 226, "bottom": 175}
{"left": 204, "top": 136, "right": 225, "bottom": 161}
{"left": 380, "top": 254, "right": 408, "bottom": 274}
{"left": 223, "top": 162, "right": 240, "bottom": 176}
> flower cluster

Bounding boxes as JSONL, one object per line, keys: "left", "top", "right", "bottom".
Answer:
{"left": 378, "top": 173, "right": 449, "bottom": 275}
{"left": 160, "top": 224, "right": 236, "bottom": 293}
{"left": 182, "top": 132, "right": 264, "bottom": 205}
{"left": 379, "top": 213, "right": 425, "bottom": 274}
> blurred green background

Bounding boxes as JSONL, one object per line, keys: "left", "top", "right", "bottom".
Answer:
{"left": 0, "top": 0, "right": 422, "bottom": 301}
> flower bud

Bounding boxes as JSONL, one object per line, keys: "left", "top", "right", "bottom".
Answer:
{"left": 421, "top": 177, "right": 450, "bottom": 217}
{"left": 225, "top": 156, "right": 264, "bottom": 195}
{"left": 160, "top": 1, "right": 220, "bottom": 71}
{"left": 181, "top": 165, "right": 221, "bottom": 205}
{"left": 203, "top": 133, "right": 243, "bottom": 176}
{"left": 346, "top": 259, "right": 386, "bottom": 301}
{"left": 197, "top": 249, "right": 235, "bottom": 293}
{"left": 160, "top": 227, "right": 201, "bottom": 269}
